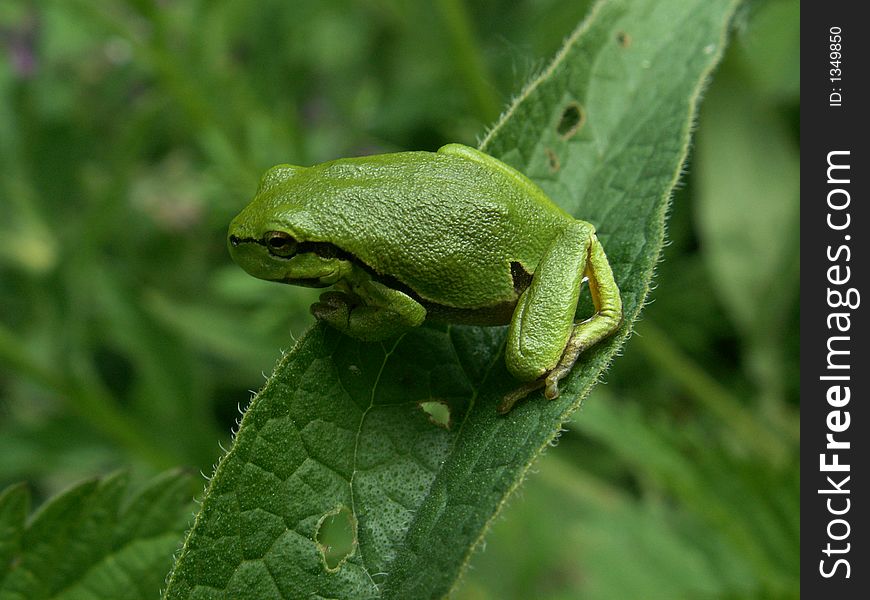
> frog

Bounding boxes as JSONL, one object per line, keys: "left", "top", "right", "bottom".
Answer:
{"left": 228, "top": 143, "right": 622, "bottom": 413}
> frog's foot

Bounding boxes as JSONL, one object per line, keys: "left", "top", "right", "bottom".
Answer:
{"left": 540, "top": 335, "right": 589, "bottom": 401}
{"left": 539, "top": 317, "right": 622, "bottom": 403}
{"left": 499, "top": 358, "right": 585, "bottom": 413}
{"left": 501, "top": 317, "right": 622, "bottom": 414}
{"left": 497, "top": 359, "right": 570, "bottom": 414}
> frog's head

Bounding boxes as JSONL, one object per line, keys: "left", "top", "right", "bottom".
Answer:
{"left": 227, "top": 164, "right": 348, "bottom": 287}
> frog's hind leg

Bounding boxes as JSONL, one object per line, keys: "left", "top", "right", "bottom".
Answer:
{"left": 499, "top": 225, "right": 621, "bottom": 413}
{"left": 502, "top": 222, "right": 590, "bottom": 409}
{"left": 543, "top": 233, "right": 622, "bottom": 400}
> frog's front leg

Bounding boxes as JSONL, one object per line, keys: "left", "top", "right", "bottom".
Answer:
{"left": 311, "top": 274, "right": 427, "bottom": 342}
{"left": 500, "top": 223, "right": 622, "bottom": 413}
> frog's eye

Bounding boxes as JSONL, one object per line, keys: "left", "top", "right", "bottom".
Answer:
{"left": 264, "top": 231, "right": 298, "bottom": 257}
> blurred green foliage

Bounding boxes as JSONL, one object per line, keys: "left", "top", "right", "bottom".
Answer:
{"left": 0, "top": 0, "right": 798, "bottom": 598}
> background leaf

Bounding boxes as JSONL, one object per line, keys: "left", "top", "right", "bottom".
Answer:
{"left": 0, "top": 471, "right": 196, "bottom": 600}
{"left": 164, "top": 1, "right": 741, "bottom": 598}
{"left": 695, "top": 80, "right": 799, "bottom": 430}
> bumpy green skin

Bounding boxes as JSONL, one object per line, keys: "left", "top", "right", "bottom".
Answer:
{"left": 228, "top": 143, "right": 622, "bottom": 412}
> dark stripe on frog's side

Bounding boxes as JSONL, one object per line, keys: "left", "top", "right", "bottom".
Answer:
{"left": 296, "top": 240, "right": 353, "bottom": 260}
{"left": 420, "top": 299, "right": 518, "bottom": 326}
{"left": 297, "top": 241, "right": 531, "bottom": 325}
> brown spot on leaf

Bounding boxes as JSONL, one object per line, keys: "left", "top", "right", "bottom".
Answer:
{"left": 545, "top": 147, "right": 561, "bottom": 173}
{"left": 617, "top": 31, "right": 632, "bottom": 48}
{"left": 556, "top": 102, "right": 586, "bottom": 139}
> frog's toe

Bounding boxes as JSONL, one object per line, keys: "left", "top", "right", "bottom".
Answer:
{"left": 311, "top": 292, "right": 352, "bottom": 325}
{"left": 498, "top": 379, "right": 546, "bottom": 414}
{"left": 543, "top": 374, "right": 562, "bottom": 400}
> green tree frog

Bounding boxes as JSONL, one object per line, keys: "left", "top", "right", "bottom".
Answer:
{"left": 228, "top": 143, "right": 622, "bottom": 412}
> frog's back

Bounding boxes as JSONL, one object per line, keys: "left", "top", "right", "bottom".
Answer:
{"left": 274, "top": 150, "right": 575, "bottom": 308}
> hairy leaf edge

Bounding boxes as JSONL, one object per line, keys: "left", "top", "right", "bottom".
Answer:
{"left": 454, "top": 0, "right": 742, "bottom": 595}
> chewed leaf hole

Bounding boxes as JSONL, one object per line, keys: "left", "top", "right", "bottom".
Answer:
{"left": 556, "top": 102, "right": 585, "bottom": 139}
{"left": 545, "top": 147, "right": 561, "bottom": 173}
{"left": 419, "top": 400, "right": 452, "bottom": 429}
{"left": 315, "top": 506, "right": 357, "bottom": 571}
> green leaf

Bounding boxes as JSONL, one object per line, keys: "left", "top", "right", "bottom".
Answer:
{"left": 695, "top": 75, "right": 799, "bottom": 336}
{"left": 164, "top": 1, "right": 740, "bottom": 598}
{"left": 0, "top": 484, "right": 28, "bottom": 585}
{"left": 0, "top": 471, "right": 196, "bottom": 600}
{"left": 571, "top": 390, "right": 798, "bottom": 596}
{"left": 694, "top": 34, "right": 800, "bottom": 415}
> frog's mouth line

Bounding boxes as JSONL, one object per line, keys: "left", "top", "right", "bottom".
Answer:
{"left": 229, "top": 235, "right": 349, "bottom": 262}
{"left": 275, "top": 277, "right": 332, "bottom": 288}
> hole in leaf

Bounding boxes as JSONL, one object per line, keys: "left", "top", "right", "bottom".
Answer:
{"left": 315, "top": 506, "right": 356, "bottom": 571}
{"left": 419, "top": 400, "right": 452, "bottom": 429}
{"left": 556, "top": 102, "right": 585, "bottom": 139}
{"left": 616, "top": 31, "right": 631, "bottom": 48}
{"left": 545, "top": 147, "right": 560, "bottom": 173}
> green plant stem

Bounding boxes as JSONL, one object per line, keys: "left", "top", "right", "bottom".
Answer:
{"left": 0, "top": 323, "right": 177, "bottom": 469}
{"left": 632, "top": 320, "right": 790, "bottom": 462}
{"left": 436, "top": 0, "right": 502, "bottom": 123}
